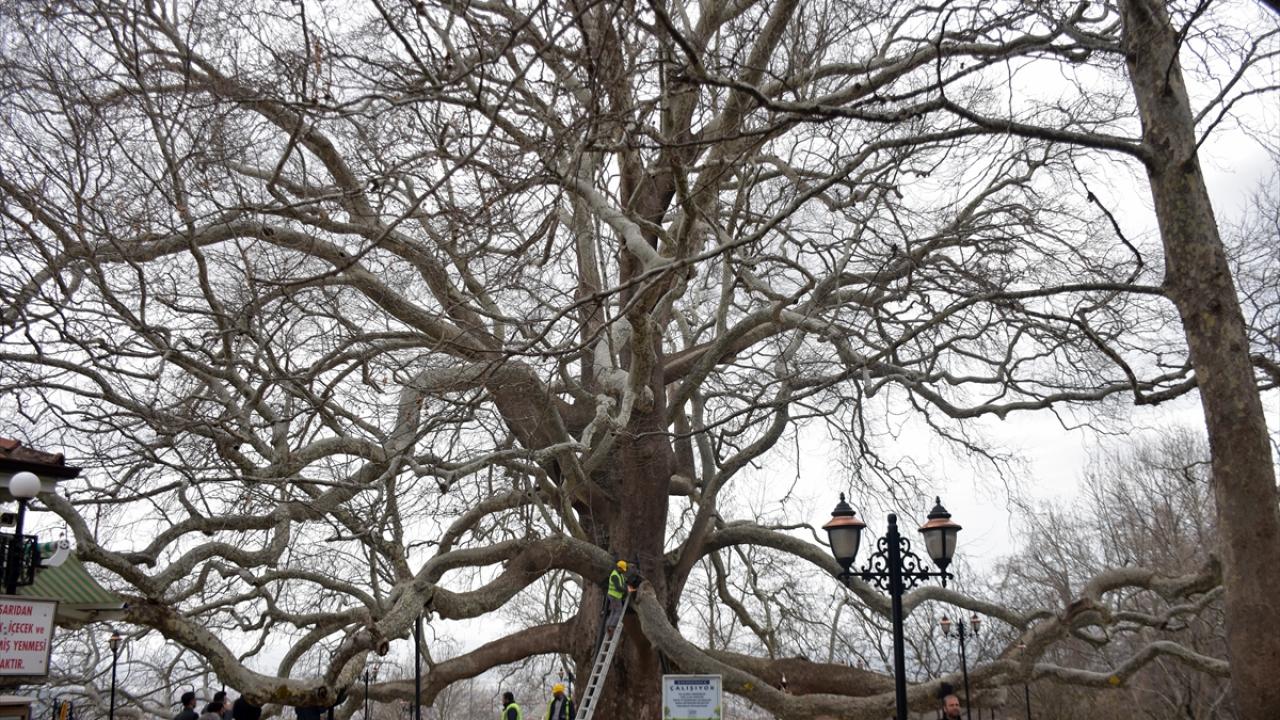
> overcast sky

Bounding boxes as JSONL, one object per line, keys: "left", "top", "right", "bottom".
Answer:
{"left": 12, "top": 6, "right": 1280, "bottom": 696}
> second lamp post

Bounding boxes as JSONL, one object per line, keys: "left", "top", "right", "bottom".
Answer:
{"left": 363, "top": 661, "right": 380, "bottom": 720}
{"left": 108, "top": 631, "right": 122, "bottom": 720}
{"left": 940, "top": 613, "right": 979, "bottom": 720}
{"left": 823, "top": 495, "right": 961, "bottom": 720}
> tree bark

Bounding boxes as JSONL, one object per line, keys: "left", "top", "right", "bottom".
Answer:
{"left": 566, "top": 314, "right": 675, "bottom": 717}
{"left": 1120, "top": 1, "right": 1280, "bottom": 715}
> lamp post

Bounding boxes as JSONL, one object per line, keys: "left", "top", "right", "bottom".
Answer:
{"left": 939, "top": 613, "right": 979, "bottom": 720}
{"left": 4, "top": 471, "right": 42, "bottom": 595}
{"left": 1016, "top": 643, "right": 1033, "bottom": 720}
{"left": 108, "top": 631, "right": 122, "bottom": 720}
{"left": 364, "top": 661, "right": 380, "bottom": 720}
{"left": 412, "top": 613, "right": 424, "bottom": 720}
{"left": 823, "top": 495, "right": 961, "bottom": 720}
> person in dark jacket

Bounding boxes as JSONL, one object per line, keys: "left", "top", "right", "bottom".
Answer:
{"left": 175, "top": 692, "right": 200, "bottom": 720}
{"left": 209, "top": 691, "right": 232, "bottom": 720}
{"left": 231, "top": 698, "right": 261, "bottom": 720}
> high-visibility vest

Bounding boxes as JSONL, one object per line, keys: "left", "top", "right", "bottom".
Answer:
{"left": 607, "top": 569, "right": 625, "bottom": 600}
{"left": 501, "top": 702, "right": 523, "bottom": 720}
{"left": 544, "top": 697, "right": 573, "bottom": 720}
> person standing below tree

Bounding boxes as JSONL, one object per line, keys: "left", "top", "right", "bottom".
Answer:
{"left": 942, "top": 694, "right": 963, "bottom": 720}
{"left": 499, "top": 691, "right": 522, "bottom": 720}
{"left": 231, "top": 697, "right": 261, "bottom": 720}
{"left": 543, "top": 683, "right": 573, "bottom": 720}
{"left": 209, "top": 691, "right": 232, "bottom": 720}
{"left": 198, "top": 702, "right": 222, "bottom": 720}
{"left": 175, "top": 692, "right": 199, "bottom": 720}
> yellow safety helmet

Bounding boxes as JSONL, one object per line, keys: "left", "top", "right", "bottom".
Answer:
{"left": 616, "top": 560, "right": 627, "bottom": 571}
{"left": 552, "top": 683, "right": 566, "bottom": 695}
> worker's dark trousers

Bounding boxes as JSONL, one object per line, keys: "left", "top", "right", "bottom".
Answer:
{"left": 605, "top": 597, "right": 624, "bottom": 629}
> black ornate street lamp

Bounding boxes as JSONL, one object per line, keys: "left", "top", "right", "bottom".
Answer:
{"left": 4, "top": 471, "right": 41, "bottom": 595}
{"left": 939, "top": 613, "right": 979, "bottom": 720}
{"left": 823, "top": 495, "right": 961, "bottom": 720}
{"left": 108, "top": 631, "right": 122, "bottom": 720}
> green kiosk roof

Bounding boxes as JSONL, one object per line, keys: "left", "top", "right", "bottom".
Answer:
{"left": 17, "top": 546, "right": 126, "bottom": 624}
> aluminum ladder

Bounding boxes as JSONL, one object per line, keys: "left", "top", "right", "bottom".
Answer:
{"left": 573, "top": 595, "right": 629, "bottom": 720}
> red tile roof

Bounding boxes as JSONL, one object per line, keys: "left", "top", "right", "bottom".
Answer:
{"left": 0, "top": 438, "right": 81, "bottom": 478}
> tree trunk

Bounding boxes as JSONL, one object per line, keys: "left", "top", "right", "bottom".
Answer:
{"left": 1120, "top": 1, "right": 1280, "bottom": 715}
{"left": 571, "top": 334, "right": 675, "bottom": 717}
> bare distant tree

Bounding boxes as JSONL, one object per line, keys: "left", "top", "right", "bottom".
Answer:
{"left": 995, "top": 428, "right": 1232, "bottom": 719}
{"left": 1230, "top": 170, "right": 1280, "bottom": 399}
{"left": 1, "top": 0, "right": 1276, "bottom": 716}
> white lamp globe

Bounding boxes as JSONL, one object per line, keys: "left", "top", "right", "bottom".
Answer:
{"left": 9, "top": 471, "right": 41, "bottom": 499}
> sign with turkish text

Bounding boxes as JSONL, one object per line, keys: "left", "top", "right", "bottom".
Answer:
{"left": 662, "top": 674, "right": 722, "bottom": 719}
{"left": 0, "top": 597, "right": 57, "bottom": 676}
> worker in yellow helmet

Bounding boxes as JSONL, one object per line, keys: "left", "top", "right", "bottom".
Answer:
{"left": 604, "top": 559, "right": 634, "bottom": 636}
{"left": 544, "top": 683, "right": 573, "bottom": 720}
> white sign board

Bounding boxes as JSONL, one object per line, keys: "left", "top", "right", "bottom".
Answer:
{"left": 662, "top": 674, "right": 722, "bottom": 719}
{"left": 0, "top": 597, "right": 57, "bottom": 676}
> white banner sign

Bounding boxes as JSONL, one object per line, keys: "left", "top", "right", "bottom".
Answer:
{"left": 0, "top": 597, "right": 57, "bottom": 676}
{"left": 662, "top": 674, "right": 722, "bottom": 720}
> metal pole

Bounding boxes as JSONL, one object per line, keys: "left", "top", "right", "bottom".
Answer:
{"left": 108, "top": 647, "right": 119, "bottom": 720}
{"left": 413, "top": 615, "right": 422, "bottom": 720}
{"left": 958, "top": 623, "right": 971, "bottom": 720}
{"left": 1023, "top": 682, "right": 1032, "bottom": 720}
{"left": 886, "top": 514, "right": 908, "bottom": 720}
{"left": 364, "top": 670, "right": 370, "bottom": 720}
{"left": 5, "top": 499, "right": 28, "bottom": 595}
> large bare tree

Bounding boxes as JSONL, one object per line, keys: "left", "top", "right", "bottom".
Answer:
{"left": 2, "top": 0, "right": 1275, "bottom": 716}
